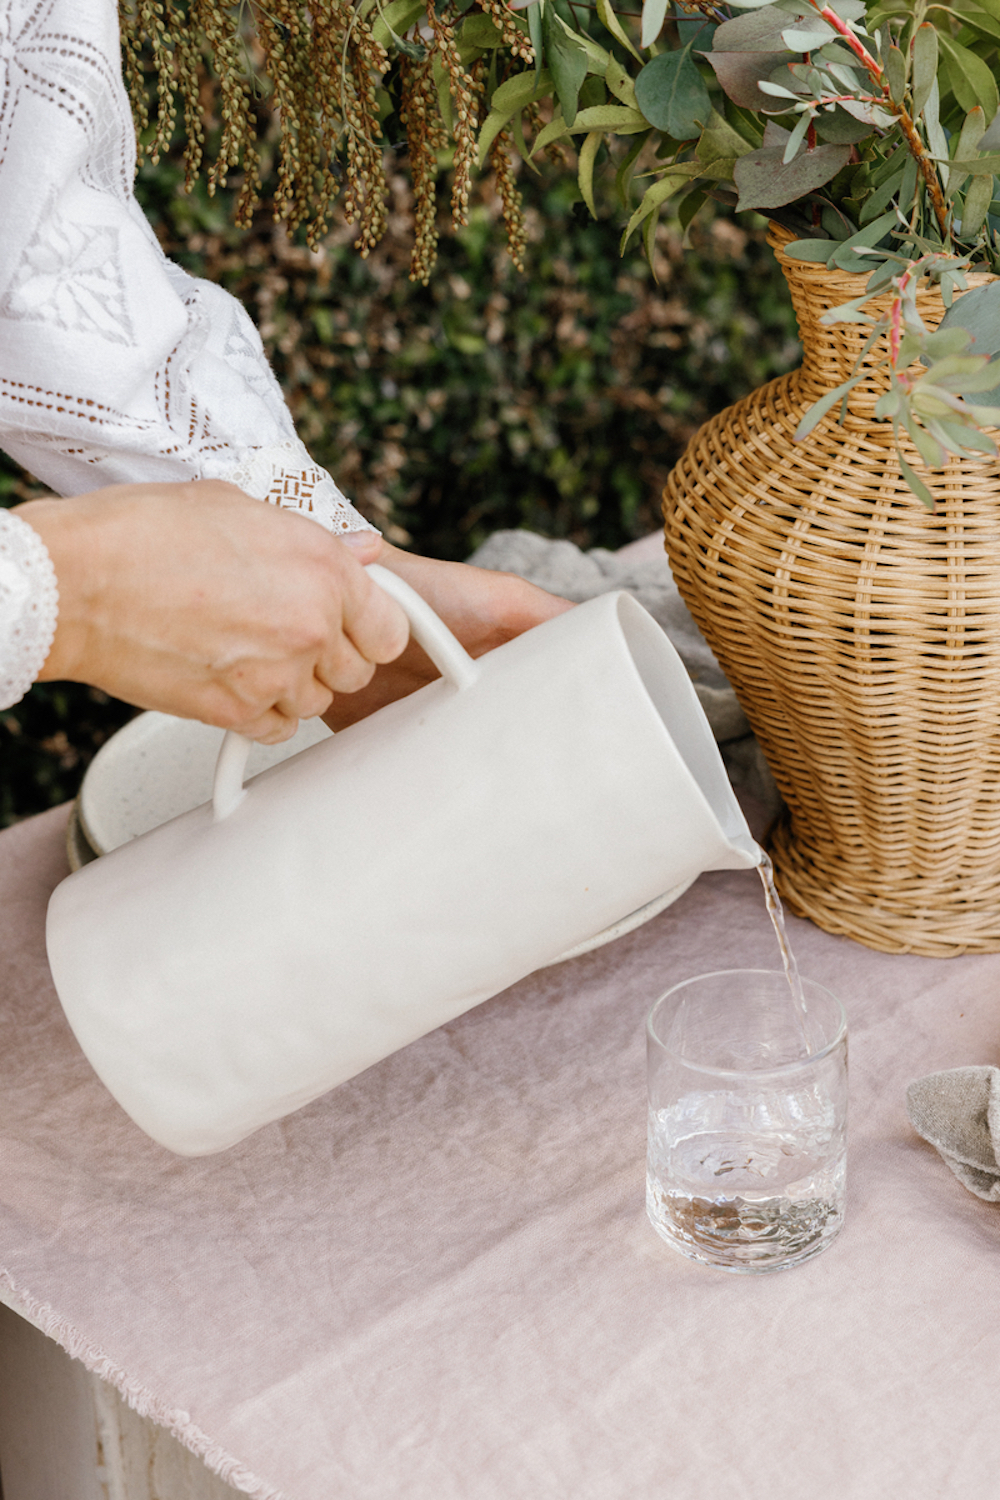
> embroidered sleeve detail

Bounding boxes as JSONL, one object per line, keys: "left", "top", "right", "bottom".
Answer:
{"left": 0, "top": 2, "right": 368, "bottom": 524}
{"left": 219, "top": 442, "right": 379, "bottom": 534}
{"left": 0, "top": 511, "right": 59, "bottom": 711}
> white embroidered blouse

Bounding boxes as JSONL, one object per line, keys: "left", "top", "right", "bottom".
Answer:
{"left": 0, "top": 0, "right": 374, "bottom": 710}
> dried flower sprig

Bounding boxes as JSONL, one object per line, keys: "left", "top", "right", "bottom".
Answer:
{"left": 489, "top": 129, "right": 528, "bottom": 272}
{"left": 399, "top": 55, "right": 448, "bottom": 283}
{"left": 119, "top": 0, "right": 533, "bottom": 274}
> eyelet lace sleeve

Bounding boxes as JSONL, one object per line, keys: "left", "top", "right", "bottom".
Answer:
{"left": 0, "top": 0, "right": 377, "bottom": 702}
{"left": 0, "top": 0, "right": 375, "bottom": 532}
{"left": 0, "top": 510, "right": 58, "bottom": 710}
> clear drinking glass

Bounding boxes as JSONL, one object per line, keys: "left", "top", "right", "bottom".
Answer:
{"left": 646, "top": 969, "right": 848, "bottom": 1274}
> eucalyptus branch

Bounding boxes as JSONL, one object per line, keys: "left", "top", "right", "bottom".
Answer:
{"left": 892, "top": 106, "right": 950, "bottom": 239}
{"left": 812, "top": 1, "right": 949, "bottom": 239}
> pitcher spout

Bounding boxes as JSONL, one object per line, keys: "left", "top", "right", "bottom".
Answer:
{"left": 717, "top": 827, "right": 764, "bottom": 871}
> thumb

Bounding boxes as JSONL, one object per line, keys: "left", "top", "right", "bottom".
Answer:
{"left": 338, "top": 529, "right": 383, "bottom": 565}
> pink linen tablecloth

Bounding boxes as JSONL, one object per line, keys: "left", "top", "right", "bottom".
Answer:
{"left": 2, "top": 804, "right": 1000, "bottom": 1499}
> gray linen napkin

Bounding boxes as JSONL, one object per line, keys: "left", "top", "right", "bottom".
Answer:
{"left": 906, "top": 1067, "right": 1000, "bottom": 1201}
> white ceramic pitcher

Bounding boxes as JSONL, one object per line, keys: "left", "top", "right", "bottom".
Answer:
{"left": 46, "top": 564, "right": 761, "bottom": 1156}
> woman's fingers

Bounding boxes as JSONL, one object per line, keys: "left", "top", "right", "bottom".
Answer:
{"left": 234, "top": 705, "right": 301, "bottom": 745}
{"left": 337, "top": 558, "right": 411, "bottom": 668}
{"left": 17, "top": 484, "right": 412, "bottom": 729}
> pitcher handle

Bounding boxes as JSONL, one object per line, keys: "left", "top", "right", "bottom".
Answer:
{"left": 212, "top": 562, "right": 480, "bottom": 821}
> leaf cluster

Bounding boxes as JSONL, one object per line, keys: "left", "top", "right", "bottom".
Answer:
{"left": 474, "top": 0, "right": 1000, "bottom": 501}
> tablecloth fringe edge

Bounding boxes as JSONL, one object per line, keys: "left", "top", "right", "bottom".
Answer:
{"left": 0, "top": 1268, "right": 288, "bottom": 1500}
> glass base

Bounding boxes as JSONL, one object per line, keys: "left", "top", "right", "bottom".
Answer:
{"left": 646, "top": 1180, "right": 845, "bottom": 1275}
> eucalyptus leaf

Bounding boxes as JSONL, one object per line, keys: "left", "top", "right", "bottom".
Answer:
{"left": 884, "top": 43, "right": 906, "bottom": 103}
{"left": 533, "top": 101, "right": 647, "bottom": 153}
{"left": 605, "top": 55, "right": 638, "bottom": 109}
{"left": 821, "top": 204, "right": 853, "bottom": 239}
{"left": 899, "top": 153, "right": 918, "bottom": 211}
{"left": 696, "top": 107, "right": 757, "bottom": 169}
{"left": 938, "top": 33, "right": 999, "bottom": 121}
{"left": 956, "top": 3, "right": 1000, "bottom": 43}
{"left": 859, "top": 163, "right": 904, "bottom": 222}
{"left": 531, "top": 112, "right": 570, "bottom": 154}
{"left": 614, "top": 132, "right": 647, "bottom": 207}
{"left": 369, "top": 0, "right": 424, "bottom": 48}
{"left": 981, "top": 107, "right": 1000, "bottom": 152}
{"left": 782, "top": 111, "right": 812, "bottom": 164}
{"left": 922, "top": 327, "right": 977, "bottom": 358}
{"left": 824, "top": 61, "right": 863, "bottom": 92}
{"left": 635, "top": 48, "right": 711, "bottom": 138}
{"left": 870, "top": 146, "right": 906, "bottom": 189}
{"left": 923, "top": 79, "right": 949, "bottom": 166}
{"left": 938, "top": 363, "right": 1000, "bottom": 395}
{"left": 678, "top": 186, "right": 708, "bottom": 232}
{"left": 814, "top": 107, "right": 875, "bottom": 145}
{"left": 875, "top": 388, "right": 903, "bottom": 420}
{"left": 677, "top": 17, "right": 715, "bottom": 51}
{"left": 642, "top": 198, "right": 659, "bottom": 270}
{"left": 527, "top": 1, "right": 543, "bottom": 80}
{"left": 865, "top": 258, "right": 899, "bottom": 293}
{"left": 828, "top": 208, "right": 898, "bottom": 272}
{"left": 704, "top": 52, "right": 793, "bottom": 112}
{"left": 460, "top": 14, "right": 506, "bottom": 48}
{"left": 572, "top": 104, "right": 647, "bottom": 131}
{"left": 837, "top": 96, "right": 890, "bottom": 127}
{"left": 901, "top": 413, "right": 946, "bottom": 470}
{"left": 781, "top": 24, "right": 835, "bottom": 48}
{"left": 940, "top": 153, "right": 1000, "bottom": 178}
{"left": 620, "top": 171, "right": 692, "bottom": 250}
{"left": 595, "top": 0, "right": 643, "bottom": 63}
{"left": 713, "top": 8, "right": 806, "bottom": 50}
{"left": 543, "top": 6, "right": 589, "bottom": 127}
{"left": 961, "top": 171, "right": 995, "bottom": 235}
{"left": 897, "top": 450, "right": 935, "bottom": 509}
{"left": 391, "top": 33, "right": 428, "bottom": 59}
{"left": 578, "top": 130, "right": 602, "bottom": 216}
{"left": 786, "top": 60, "right": 824, "bottom": 93}
{"left": 911, "top": 390, "right": 963, "bottom": 418}
{"left": 944, "top": 426, "right": 997, "bottom": 454}
{"left": 782, "top": 238, "right": 837, "bottom": 261}
{"left": 478, "top": 68, "right": 553, "bottom": 165}
{"left": 640, "top": 0, "right": 669, "bottom": 49}
{"left": 489, "top": 67, "right": 548, "bottom": 114}
{"left": 734, "top": 141, "right": 851, "bottom": 210}
{"left": 938, "top": 281, "right": 1000, "bottom": 360}
{"left": 571, "top": 30, "right": 614, "bottom": 74}
{"left": 921, "top": 354, "right": 997, "bottom": 383}
{"left": 757, "top": 79, "right": 801, "bottom": 100}
{"left": 826, "top": 0, "right": 867, "bottom": 19}
{"left": 952, "top": 106, "right": 988, "bottom": 187}
{"left": 794, "top": 375, "right": 863, "bottom": 439}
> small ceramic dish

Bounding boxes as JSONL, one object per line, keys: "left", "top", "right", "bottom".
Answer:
{"left": 72, "top": 712, "right": 692, "bottom": 962}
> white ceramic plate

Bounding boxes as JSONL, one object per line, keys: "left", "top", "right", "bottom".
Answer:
{"left": 75, "top": 712, "right": 692, "bottom": 964}
{"left": 78, "top": 711, "right": 335, "bottom": 856}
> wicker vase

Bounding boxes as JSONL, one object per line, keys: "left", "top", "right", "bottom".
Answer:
{"left": 663, "top": 226, "right": 1000, "bottom": 956}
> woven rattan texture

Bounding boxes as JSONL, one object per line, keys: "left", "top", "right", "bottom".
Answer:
{"left": 664, "top": 228, "right": 1000, "bottom": 955}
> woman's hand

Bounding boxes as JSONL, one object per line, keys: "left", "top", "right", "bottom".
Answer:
{"left": 16, "top": 483, "right": 408, "bottom": 743}
{"left": 323, "top": 539, "right": 574, "bottom": 730}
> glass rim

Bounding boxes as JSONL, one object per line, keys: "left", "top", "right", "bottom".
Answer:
{"left": 647, "top": 967, "right": 847, "bottom": 1079}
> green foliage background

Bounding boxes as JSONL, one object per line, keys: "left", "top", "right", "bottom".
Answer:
{"left": 0, "top": 153, "right": 800, "bottom": 825}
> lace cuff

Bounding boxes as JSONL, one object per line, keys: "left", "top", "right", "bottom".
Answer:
{"left": 0, "top": 511, "right": 59, "bottom": 711}
{"left": 218, "top": 442, "right": 379, "bottom": 535}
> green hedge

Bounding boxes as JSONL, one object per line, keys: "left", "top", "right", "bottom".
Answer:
{"left": 0, "top": 158, "right": 799, "bottom": 823}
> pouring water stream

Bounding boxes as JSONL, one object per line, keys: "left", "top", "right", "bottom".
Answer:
{"left": 756, "top": 848, "right": 811, "bottom": 1053}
